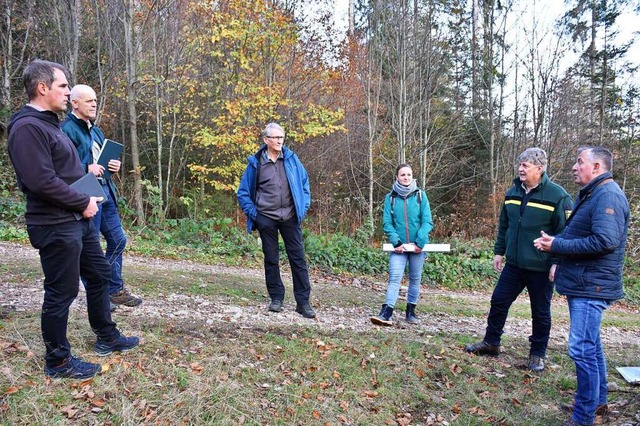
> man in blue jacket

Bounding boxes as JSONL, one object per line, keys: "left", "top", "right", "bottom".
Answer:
{"left": 237, "top": 123, "right": 315, "bottom": 318}
{"left": 62, "top": 84, "right": 142, "bottom": 311}
{"left": 7, "top": 60, "right": 138, "bottom": 379}
{"left": 535, "top": 147, "right": 629, "bottom": 426}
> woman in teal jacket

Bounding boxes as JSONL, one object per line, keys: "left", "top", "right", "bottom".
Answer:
{"left": 371, "top": 164, "right": 433, "bottom": 326}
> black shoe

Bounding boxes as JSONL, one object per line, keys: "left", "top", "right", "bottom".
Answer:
{"left": 528, "top": 355, "right": 545, "bottom": 372}
{"left": 405, "top": 303, "right": 419, "bottom": 324}
{"left": 371, "top": 304, "right": 394, "bottom": 326}
{"left": 268, "top": 299, "right": 283, "bottom": 312}
{"left": 464, "top": 340, "right": 500, "bottom": 356}
{"left": 295, "top": 303, "right": 316, "bottom": 318}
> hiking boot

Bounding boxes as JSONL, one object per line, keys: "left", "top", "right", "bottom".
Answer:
{"left": 110, "top": 288, "right": 143, "bottom": 307}
{"left": 561, "top": 403, "right": 611, "bottom": 416}
{"left": 268, "top": 299, "right": 283, "bottom": 312}
{"left": 405, "top": 303, "right": 419, "bottom": 324}
{"left": 295, "top": 303, "right": 316, "bottom": 319}
{"left": 528, "top": 355, "right": 545, "bottom": 372}
{"left": 44, "top": 356, "right": 101, "bottom": 379}
{"left": 371, "top": 304, "right": 394, "bottom": 326}
{"left": 110, "top": 302, "right": 118, "bottom": 313}
{"left": 464, "top": 340, "right": 500, "bottom": 356}
{"left": 94, "top": 334, "right": 140, "bottom": 357}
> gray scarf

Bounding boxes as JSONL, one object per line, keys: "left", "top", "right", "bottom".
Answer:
{"left": 392, "top": 179, "right": 418, "bottom": 199}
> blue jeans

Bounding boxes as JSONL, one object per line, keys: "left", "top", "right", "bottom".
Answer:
{"left": 27, "top": 220, "right": 119, "bottom": 366}
{"left": 484, "top": 264, "right": 553, "bottom": 357}
{"left": 384, "top": 251, "right": 427, "bottom": 307}
{"left": 93, "top": 183, "right": 127, "bottom": 295}
{"left": 254, "top": 213, "right": 311, "bottom": 304}
{"left": 567, "top": 297, "right": 609, "bottom": 426}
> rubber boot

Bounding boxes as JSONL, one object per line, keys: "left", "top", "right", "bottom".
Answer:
{"left": 406, "top": 303, "right": 419, "bottom": 324}
{"left": 370, "top": 304, "right": 394, "bottom": 326}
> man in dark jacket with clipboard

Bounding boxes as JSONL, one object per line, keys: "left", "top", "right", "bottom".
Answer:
{"left": 7, "top": 60, "right": 139, "bottom": 379}
{"left": 62, "top": 84, "right": 143, "bottom": 310}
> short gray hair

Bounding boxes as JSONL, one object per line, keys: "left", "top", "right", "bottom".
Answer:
{"left": 518, "top": 147, "right": 547, "bottom": 172}
{"left": 578, "top": 146, "right": 613, "bottom": 172}
{"left": 263, "top": 122, "right": 284, "bottom": 138}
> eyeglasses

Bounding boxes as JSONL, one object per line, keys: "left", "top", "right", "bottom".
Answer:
{"left": 265, "top": 135, "right": 284, "bottom": 140}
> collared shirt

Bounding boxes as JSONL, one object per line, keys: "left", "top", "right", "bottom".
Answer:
{"left": 256, "top": 150, "right": 294, "bottom": 221}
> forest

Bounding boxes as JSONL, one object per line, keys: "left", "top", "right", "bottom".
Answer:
{"left": 1, "top": 0, "right": 639, "bottom": 245}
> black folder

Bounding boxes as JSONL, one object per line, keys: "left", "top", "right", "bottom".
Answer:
{"left": 69, "top": 173, "right": 106, "bottom": 220}
{"left": 96, "top": 139, "right": 124, "bottom": 180}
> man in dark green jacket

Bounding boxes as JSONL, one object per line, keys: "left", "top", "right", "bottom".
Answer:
{"left": 465, "top": 148, "right": 572, "bottom": 372}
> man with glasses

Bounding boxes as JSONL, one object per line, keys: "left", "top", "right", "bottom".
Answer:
{"left": 237, "top": 123, "right": 316, "bottom": 318}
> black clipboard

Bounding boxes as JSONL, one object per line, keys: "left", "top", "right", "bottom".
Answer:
{"left": 96, "top": 139, "right": 123, "bottom": 180}
{"left": 69, "top": 173, "right": 106, "bottom": 220}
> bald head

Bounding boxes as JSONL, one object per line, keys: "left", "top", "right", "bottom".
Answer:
{"left": 69, "top": 84, "right": 97, "bottom": 121}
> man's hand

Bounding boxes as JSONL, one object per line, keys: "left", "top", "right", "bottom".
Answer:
{"left": 107, "top": 159, "right": 121, "bottom": 173}
{"left": 549, "top": 264, "right": 557, "bottom": 282}
{"left": 82, "top": 196, "right": 103, "bottom": 219}
{"left": 493, "top": 255, "right": 504, "bottom": 273}
{"left": 394, "top": 245, "right": 404, "bottom": 254}
{"left": 534, "top": 230, "right": 555, "bottom": 253}
{"left": 88, "top": 163, "right": 104, "bottom": 176}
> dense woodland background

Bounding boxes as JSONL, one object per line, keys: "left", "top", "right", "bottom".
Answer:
{"left": 1, "top": 0, "right": 639, "bottom": 247}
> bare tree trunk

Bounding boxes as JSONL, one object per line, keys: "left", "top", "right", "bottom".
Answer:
{"left": 54, "top": 0, "right": 79, "bottom": 81}
{"left": 153, "top": 17, "right": 165, "bottom": 220}
{"left": 124, "top": 0, "right": 144, "bottom": 224}
{"left": 1, "top": 0, "right": 33, "bottom": 136}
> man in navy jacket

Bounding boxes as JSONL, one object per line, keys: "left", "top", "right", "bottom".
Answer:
{"left": 7, "top": 60, "right": 138, "bottom": 379}
{"left": 535, "top": 147, "right": 629, "bottom": 426}
{"left": 237, "top": 123, "right": 315, "bottom": 318}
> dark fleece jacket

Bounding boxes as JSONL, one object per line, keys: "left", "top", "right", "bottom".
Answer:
{"left": 8, "top": 105, "right": 89, "bottom": 225}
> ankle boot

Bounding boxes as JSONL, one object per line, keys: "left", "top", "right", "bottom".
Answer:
{"left": 406, "top": 303, "right": 419, "bottom": 324}
{"left": 370, "top": 304, "right": 394, "bottom": 326}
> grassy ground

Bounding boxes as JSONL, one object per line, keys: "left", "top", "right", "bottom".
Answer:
{"left": 1, "top": 247, "right": 640, "bottom": 425}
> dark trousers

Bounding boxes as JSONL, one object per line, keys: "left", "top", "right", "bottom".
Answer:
{"left": 484, "top": 263, "right": 553, "bottom": 357}
{"left": 27, "top": 220, "right": 119, "bottom": 366}
{"left": 255, "top": 213, "right": 311, "bottom": 304}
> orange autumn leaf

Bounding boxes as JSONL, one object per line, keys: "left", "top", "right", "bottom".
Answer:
{"left": 4, "top": 386, "right": 20, "bottom": 395}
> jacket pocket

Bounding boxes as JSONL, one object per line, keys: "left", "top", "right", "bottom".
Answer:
{"left": 557, "top": 264, "right": 585, "bottom": 289}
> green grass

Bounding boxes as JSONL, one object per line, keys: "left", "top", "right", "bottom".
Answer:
{"left": 2, "top": 247, "right": 640, "bottom": 425}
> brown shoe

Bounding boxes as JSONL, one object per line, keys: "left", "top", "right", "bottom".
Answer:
{"left": 560, "top": 403, "right": 609, "bottom": 416}
{"left": 464, "top": 340, "right": 500, "bottom": 356}
{"left": 110, "top": 288, "right": 143, "bottom": 307}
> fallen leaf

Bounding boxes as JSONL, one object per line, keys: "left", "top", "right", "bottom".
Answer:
{"left": 312, "top": 410, "right": 321, "bottom": 419}
{"left": 361, "top": 390, "right": 378, "bottom": 398}
{"left": 4, "top": 386, "right": 21, "bottom": 395}
{"left": 60, "top": 405, "right": 78, "bottom": 419}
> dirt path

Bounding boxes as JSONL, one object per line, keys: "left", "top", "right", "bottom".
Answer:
{"left": 1, "top": 241, "right": 639, "bottom": 351}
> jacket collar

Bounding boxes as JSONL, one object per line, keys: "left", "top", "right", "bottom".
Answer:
{"left": 512, "top": 171, "right": 549, "bottom": 192}
{"left": 578, "top": 172, "right": 613, "bottom": 199}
